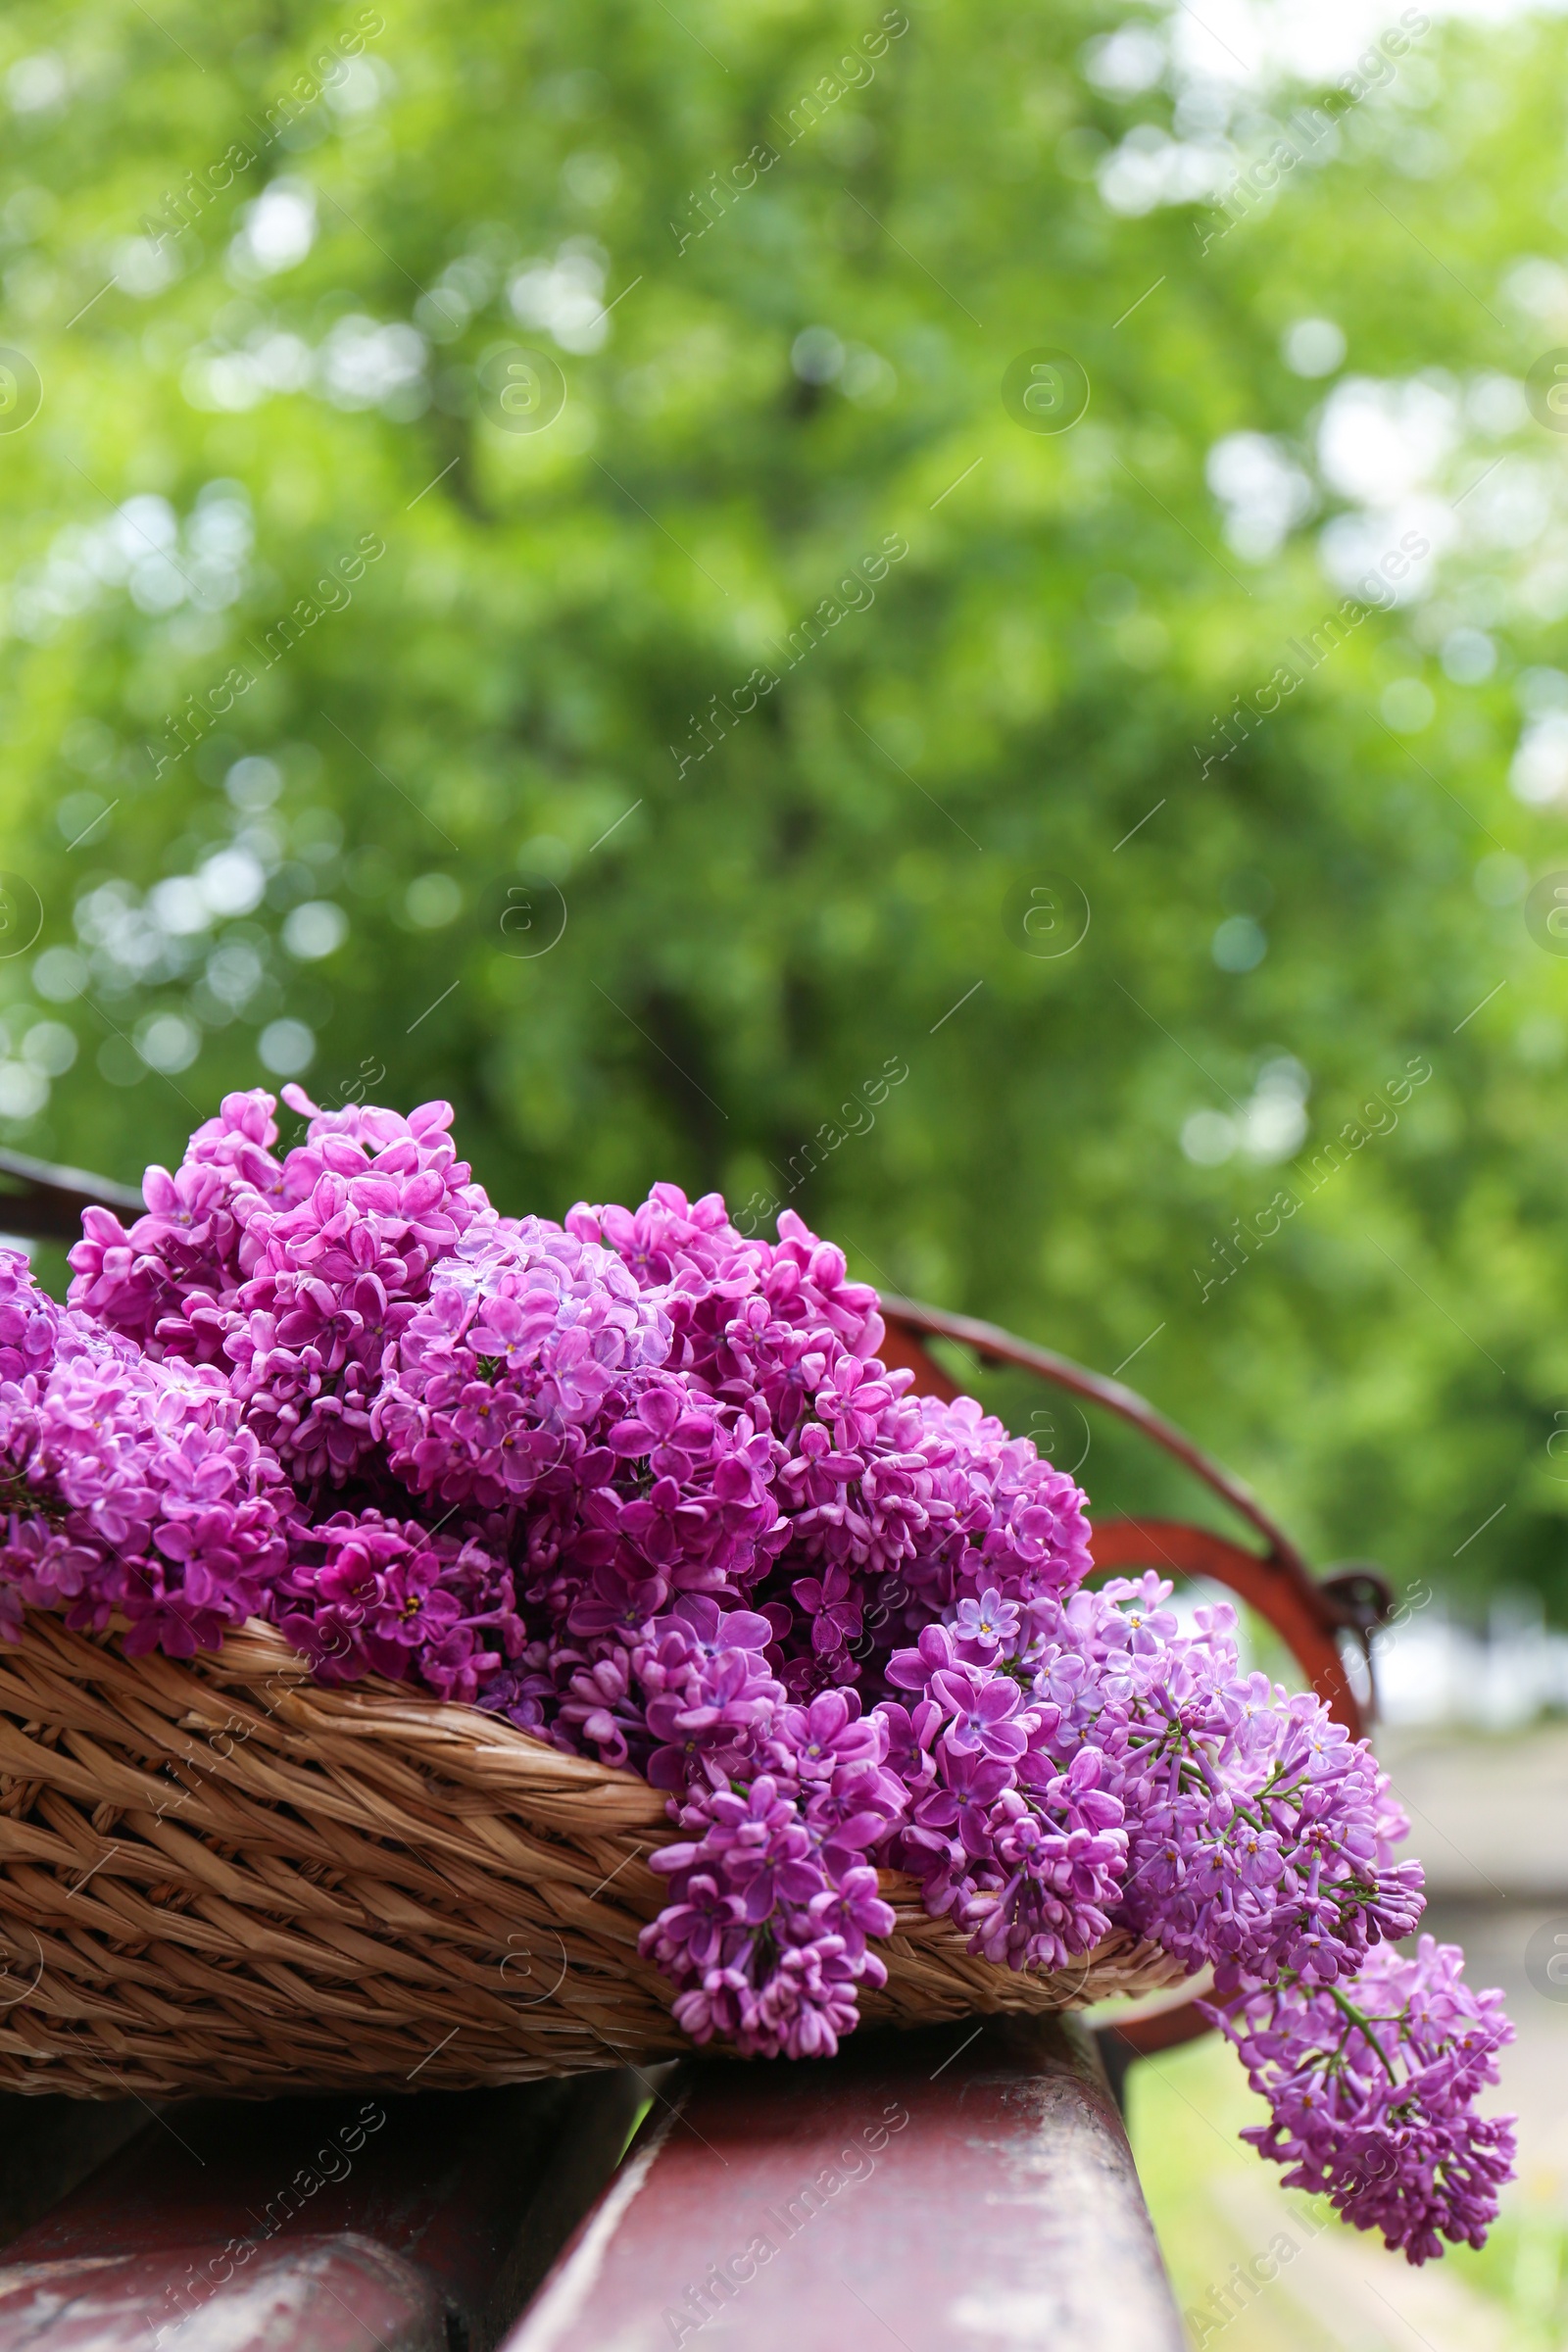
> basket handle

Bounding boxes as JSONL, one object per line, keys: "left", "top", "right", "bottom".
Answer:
{"left": 877, "top": 1296, "right": 1391, "bottom": 1731}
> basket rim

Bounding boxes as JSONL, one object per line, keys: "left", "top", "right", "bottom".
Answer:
{"left": 35, "top": 1610, "right": 1200, "bottom": 1983}
{"left": 87, "top": 1609, "right": 675, "bottom": 1811}
{"left": 0, "top": 1606, "right": 1200, "bottom": 2100}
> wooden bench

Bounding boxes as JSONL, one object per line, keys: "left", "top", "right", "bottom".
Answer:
{"left": 0, "top": 2020, "right": 1179, "bottom": 2352}
{"left": 0, "top": 1148, "right": 1391, "bottom": 2352}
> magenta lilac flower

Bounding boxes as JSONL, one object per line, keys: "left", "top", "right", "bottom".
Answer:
{"left": 0, "top": 1086, "right": 1512, "bottom": 2260}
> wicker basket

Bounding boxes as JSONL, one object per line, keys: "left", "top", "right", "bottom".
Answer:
{"left": 0, "top": 1609, "right": 1193, "bottom": 2099}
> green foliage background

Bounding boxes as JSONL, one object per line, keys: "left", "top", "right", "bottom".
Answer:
{"left": 2, "top": 0, "right": 1567, "bottom": 1611}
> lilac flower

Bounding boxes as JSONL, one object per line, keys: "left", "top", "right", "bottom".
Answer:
{"left": 0, "top": 1252, "right": 73, "bottom": 1383}
{"left": 0, "top": 1332, "right": 291, "bottom": 1658}
{"left": 0, "top": 1110, "right": 1512, "bottom": 2261}
{"left": 928, "top": 1664, "right": 1033, "bottom": 1762}
{"left": 774, "top": 1690, "right": 884, "bottom": 1782}
{"left": 951, "top": 1586, "right": 1021, "bottom": 1660}
{"left": 1210, "top": 1936, "right": 1516, "bottom": 2262}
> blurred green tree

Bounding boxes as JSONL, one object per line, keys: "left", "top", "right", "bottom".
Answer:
{"left": 2, "top": 0, "right": 1567, "bottom": 1609}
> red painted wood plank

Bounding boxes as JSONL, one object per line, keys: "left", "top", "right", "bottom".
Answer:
{"left": 504, "top": 2017, "right": 1184, "bottom": 2352}
{"left": 0, "top": 2232, "right": 446, "bottom": 2352}
{"left": 0, "top": 2076, "right": 642, "bottom": 2352}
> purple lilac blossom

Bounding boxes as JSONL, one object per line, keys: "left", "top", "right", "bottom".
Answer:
{"left": 1211, "top": 1936, "right": 1515, "bottom": 2261}
{"left": 0, "top": 1249, "right": 290, "bottom": 1655}
{"left": 0, "top": 1093, "right": 1510, "bottom": 2259}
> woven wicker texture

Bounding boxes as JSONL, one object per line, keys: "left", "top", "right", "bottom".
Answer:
{"left": 0, "top": 1611, "right": 1193, "bottom": 2098}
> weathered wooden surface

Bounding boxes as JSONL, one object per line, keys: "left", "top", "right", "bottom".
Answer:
{"left": 504, "top": 2015, "right": 1185, "bottom": 2352}
{"left": 0, "top": 2074, "right": 643, "bottom": 2352}
{"left": 0, "top": 2234, "right": 448, "bottom": 2352}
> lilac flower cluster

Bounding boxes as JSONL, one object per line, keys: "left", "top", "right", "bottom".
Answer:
{"left": 0, "top": 1253, "right": 288, "bottom": 1657}
{"left": 643, "top": 1675, "right": 904, "bottom": 2059}
{"left": 868, "top": 1565, "right": 1512, "bottom": 2258}
{"left": 0, "top": 1089, "right": 1515, "bottom": 2260}
{"left": 1216, "top": 1938, "right": 1516, "bottom": 2261}
{"left": 890, "top": 1572, "right": 1433, "bottom": 1995}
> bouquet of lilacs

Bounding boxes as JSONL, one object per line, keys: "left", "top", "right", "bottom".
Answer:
{"left": 0, "top": 1088, "right": 1514, "bottom": 2263}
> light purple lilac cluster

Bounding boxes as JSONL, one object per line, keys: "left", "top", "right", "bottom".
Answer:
{"left": 0, "top": 1088, "right": 1513, "bottom": 2260}
{"left": 1217, "top": 1939, "right": 1516, "bottom": 2260}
